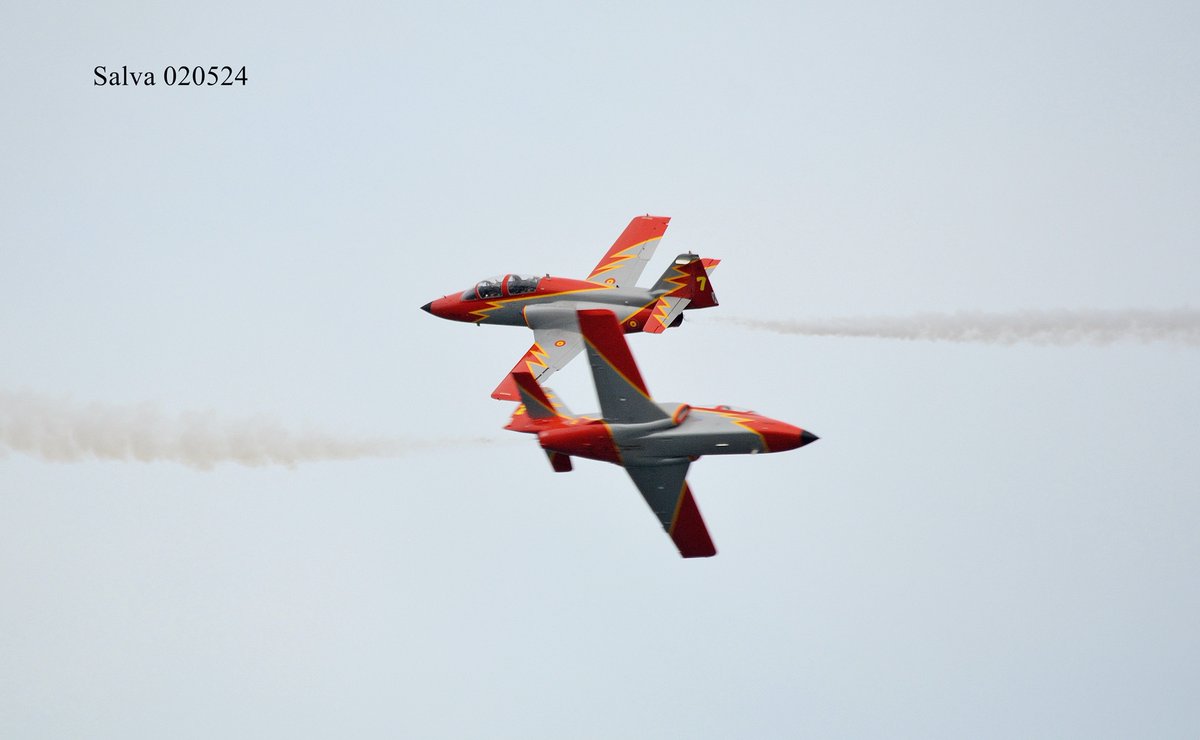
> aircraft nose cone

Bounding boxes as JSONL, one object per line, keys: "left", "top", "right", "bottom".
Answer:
{"left": 420, "top": 301, "right": 433, "bottom": 314}
{"left": 756, "top": 422, "right": 818, "bottom": 452}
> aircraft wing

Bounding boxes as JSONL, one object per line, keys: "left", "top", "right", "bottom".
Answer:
{"left": 577, "top": 309, "right": 669, "bottom": 424}
{"left": 492, "top": 334, "right": 583, "bottom": 401}
{"left": 586, "top": 215, "right": 670, "bottom": 288}
{"left": 625, "top": 461, "right": 717, "bottom": 558}
{"left": 491, "top": 305, "right": 584, "bottom": 400}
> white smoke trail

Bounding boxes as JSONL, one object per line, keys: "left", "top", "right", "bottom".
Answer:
{"left": 0, "top": 390, "right": 502, "bottom": 469}
{"left": 717, "top": 309, "right": 1200, "bottom": 346}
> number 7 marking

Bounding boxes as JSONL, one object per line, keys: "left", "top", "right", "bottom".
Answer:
{"left": 697, "top": 275, "right": 708, "bottom": 291}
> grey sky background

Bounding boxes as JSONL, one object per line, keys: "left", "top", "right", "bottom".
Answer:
{"left": 2, "top": 1, "right": 1199, "bottom": 737}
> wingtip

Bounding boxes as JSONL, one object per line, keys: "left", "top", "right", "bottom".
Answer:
{"left": 492, "top": 373, "right": 520, "bottom": 401}
{"left": 670, "top": 485, "right": 717, "bottom": 558}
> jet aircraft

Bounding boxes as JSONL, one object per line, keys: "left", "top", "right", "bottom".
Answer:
{"left": 420, "top": 215, "right": 720, "bottom": 400}
{"left": 504, "top": 308, "right": 818, "bottom": 558}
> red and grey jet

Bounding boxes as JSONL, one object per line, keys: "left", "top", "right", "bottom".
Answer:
{"left": 421, "top": 215, "right": 719, "bottom": 400}
{"left": 504, "top": 309, "right": 818, "bottom": 558}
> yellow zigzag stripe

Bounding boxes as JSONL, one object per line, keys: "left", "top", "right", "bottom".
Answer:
{"left": 524, "top": 343, "right": 549, "bottom": 373}
{"left": 589, "top": 237, "right": 660, "bottom": 278}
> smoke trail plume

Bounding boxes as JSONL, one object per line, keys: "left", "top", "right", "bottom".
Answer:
{"left": 0, "top": 391, "right": 500, "bottom": 469}
{"left": 717, "top": 309, "right": 1200, "bottom": 346}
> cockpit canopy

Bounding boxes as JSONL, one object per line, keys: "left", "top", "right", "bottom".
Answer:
{"left": 462, "top": 274, "right": 542, "bottom": 300}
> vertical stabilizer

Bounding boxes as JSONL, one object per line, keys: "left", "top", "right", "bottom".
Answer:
{"left": 644, "top": 254, "right": 719, "bottom": 333}
{"left": 504, "top": 371, "right": 571, "bottom": 435}
{"left": 511, "top": 372, "right": 560, "bottom": 419}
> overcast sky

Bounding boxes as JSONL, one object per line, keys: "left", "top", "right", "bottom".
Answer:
{"left": 2, "top": 2, "right": 1199, "bottom": 738}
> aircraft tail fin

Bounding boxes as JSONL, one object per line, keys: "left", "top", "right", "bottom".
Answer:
{"left": 503, "top": 372, "right": 571, "bottom": 434}
{"left": 512, "top": 371, "right": 560, "bottom": 419}
{"left": 643, "top": 254, "right": 719, "bottom": 332}
{"left": 649, "top": 253, "right": 718, "bottom": 309}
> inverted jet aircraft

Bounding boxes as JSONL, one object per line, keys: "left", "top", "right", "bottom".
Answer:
{"left": 504, "top": 309, "right": 818, "bottom": 558}
{"left": 420, "top": 215, "right": 720, "bottom": 400}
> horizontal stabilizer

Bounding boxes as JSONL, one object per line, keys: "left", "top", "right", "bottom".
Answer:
{"left": 643, "top": 295, "right": 687, "bottom": 334}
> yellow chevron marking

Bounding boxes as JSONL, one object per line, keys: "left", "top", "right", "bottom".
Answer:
{"left": 650, "top": 297, "right": 674, "bottom": 329}
{"left": 706, "top": 408, "right": 769, "bottom": 449}
{"left": 588, "top": 237, "right": 661, "bottom": 279}
{"left": 467, "top": 298, "right": 509, "bottom": 323}
{"left": 524, "top": 343, "right": 549, "bottom": 373}
{"left": 646, "top": 263, "right": 692, "bottom": 331}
